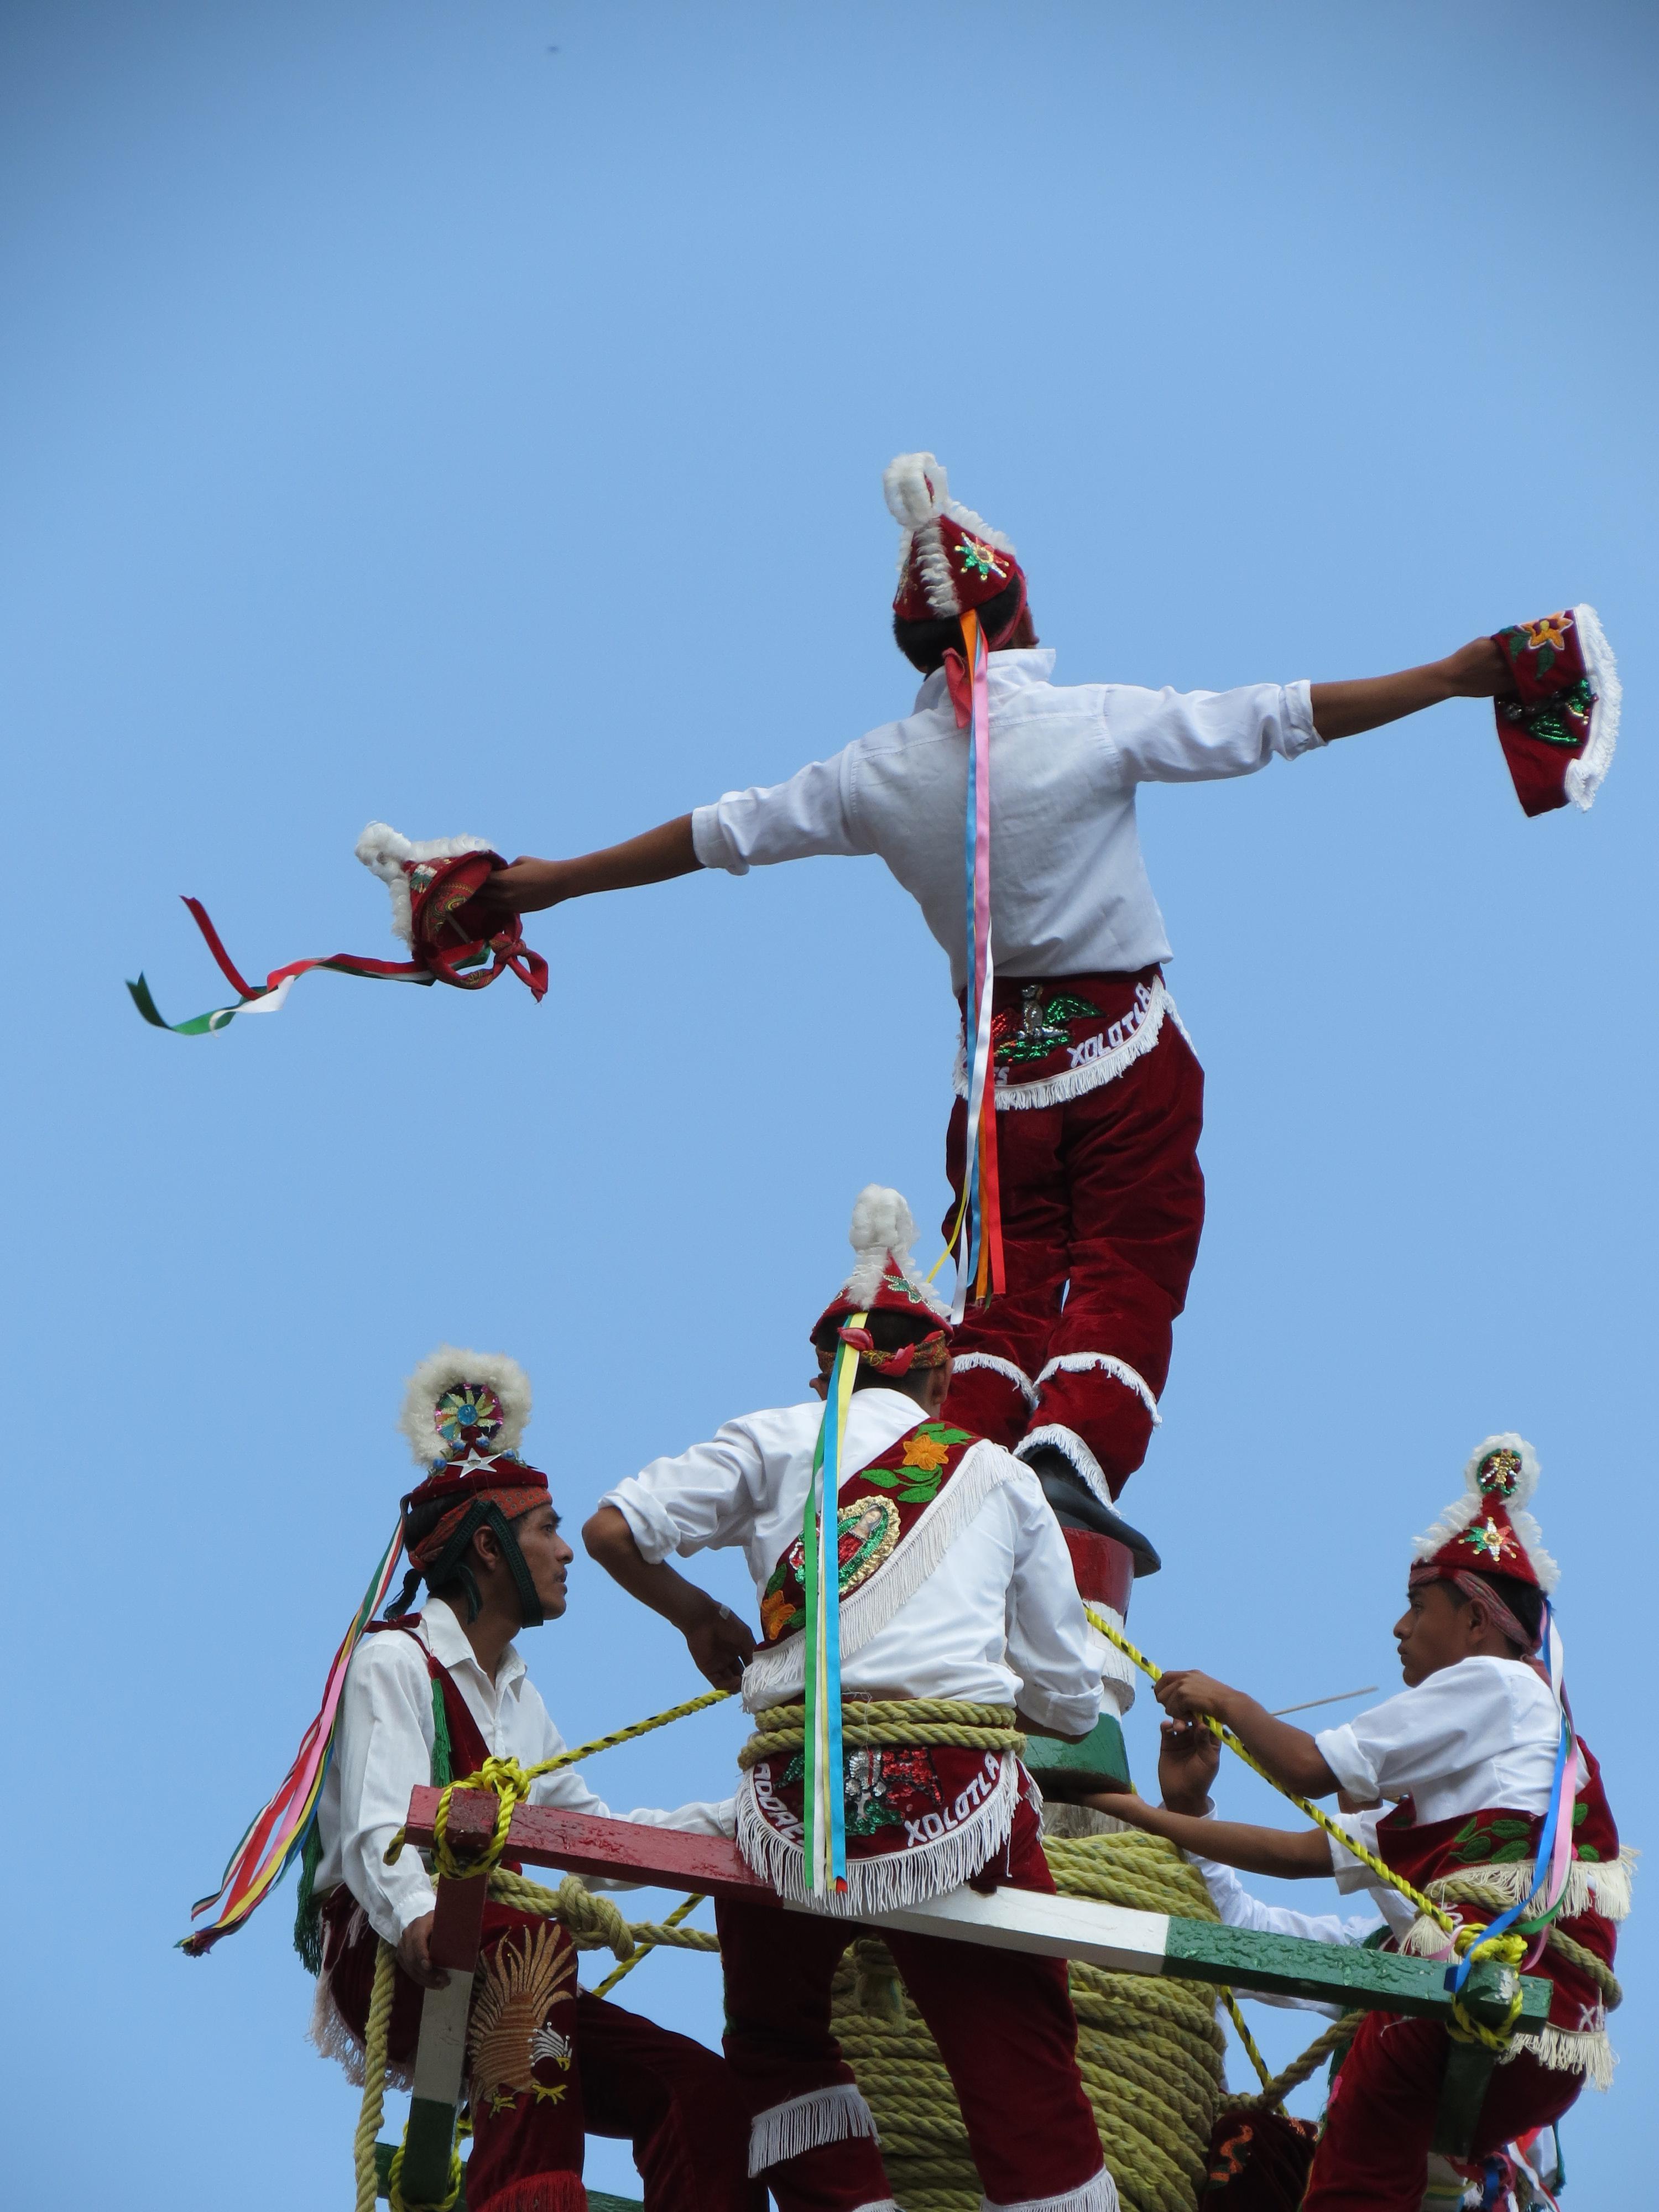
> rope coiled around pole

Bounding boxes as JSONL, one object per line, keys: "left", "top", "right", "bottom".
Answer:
{"left": 737, "top": 1698, "right": 1025, "bottom": 1770}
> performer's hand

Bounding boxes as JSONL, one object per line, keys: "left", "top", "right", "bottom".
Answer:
{"left": 685, "top": 1601, "right": 757, "bottom": 1691}
{"left": 1157, "top": 1718, "right": 1220, "bottom": 1813}
{"left": 1439, "top": 637, "right": 1514, "bottom": 700}
{"left": 397, "top": 1911, "right": 450, "bottom": 1990}
{"left": 1154, "top": 1669, "right": 1235, "bottom": 1727}
{"left": 478, "top": 858, "right": 568, "bottom": 916}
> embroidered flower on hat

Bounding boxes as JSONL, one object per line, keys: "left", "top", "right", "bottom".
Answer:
{"left": 957, "top": 536, "right": 1007, "bottom": 582}
{"left": 435, "top": 1381, "right": 505, "bottom": 1455}
{"left": 1464, "top": 1515, "right": 1515, "bottom": 1563}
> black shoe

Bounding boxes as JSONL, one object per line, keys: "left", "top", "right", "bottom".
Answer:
{"left": 1022, "top": 1447, "right": 1161, "bottom": 1575}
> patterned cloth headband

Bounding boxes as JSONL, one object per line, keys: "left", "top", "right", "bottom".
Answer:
{"left": 835, "top": 1324, "right": 951, "bottom": 1377}
{"left": 1408, "top": 1563, "right": 1541, "bottom": 1654}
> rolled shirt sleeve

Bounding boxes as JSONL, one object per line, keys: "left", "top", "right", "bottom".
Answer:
{"left": 1002, "top": 1466, "right": 1104, "bottom": 1740}
{"left": 1316, "top": 1666, "right": 1507, "bottom": 1810}
{"left": 1103, "top": 680, "right": 1321, "bottom": 785}
{"left": 602, "top": 1415, "right": 780, "bottom": 1567}
{"left": 691, "top": 749, "right": 869, "bottom": 874}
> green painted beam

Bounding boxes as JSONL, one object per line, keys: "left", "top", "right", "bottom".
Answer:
{"left": 1022, "top": 1712, "right": 1131, "bottom": 1791}
{"left": 1163, "top": 1919, "right": 1550, "bottom": 2029}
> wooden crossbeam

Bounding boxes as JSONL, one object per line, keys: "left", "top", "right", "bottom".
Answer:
{"left": 402, "top": 1788, "right": 1551, "bottom": 2027}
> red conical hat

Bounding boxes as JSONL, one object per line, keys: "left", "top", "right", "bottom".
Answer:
{"left": 884, "top": 452, "right": 1028, "bottom": 630}
{"left": 1491, "top": 606, "right": 1619, "bottom": 818}
{"left": 1411, "top": 1433, "right": 1558, "bottom": 1595}
{"left": 811, "top": 1185, "right": 954, "bottom": 1366}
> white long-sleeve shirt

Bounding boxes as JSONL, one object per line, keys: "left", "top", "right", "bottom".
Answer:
{"left": 602, "top": 1386, "right": 1104, "bottom": 1738}
{"left": 1314, "top": 1656, "right": 1561, "bottom": 1906}
{"left": 314, "top": 1597, "right": 735, "bottom": 1946}
{"left": 691, "top": 650, "right": 1321, "bottom": 993}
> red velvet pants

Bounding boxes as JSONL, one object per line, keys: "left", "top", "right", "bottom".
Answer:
{"left": 1301, "top": 2013, "right": 1582, "bottom": 2212}
{"left": 321, "top": 1892, "right": 761, "bottom": 2212}
{"left": 941, "top": 999, "right": 1206, "bottom": 1501}
{"left": 714, "top": 1794, "right": 1106, "bottom": 2210}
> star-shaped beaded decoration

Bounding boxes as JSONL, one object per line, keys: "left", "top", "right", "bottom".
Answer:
{"left": 1465, "top": 1515, "right": 1514, "bottom": 1562}
{"left": 957, "top": 537, "right": 1007, "bottom": 582}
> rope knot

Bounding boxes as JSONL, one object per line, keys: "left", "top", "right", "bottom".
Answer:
{"left": 430, "top": 1755, "right": 532, "bottom": 1881}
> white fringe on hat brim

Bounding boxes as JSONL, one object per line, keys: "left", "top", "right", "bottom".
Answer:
{"left": 747, "top": 2083, "right": 880, "bottom": 2176}
{"left": 1567, "top": 603, "right": 1620, "bottom": 811}
{"left": 355, "top": 822, "right": 494, "bottom": 948}
{"left": 741, "top": 1440, "right": 1013, "bottom": 1705}
{"left": 952, "top": 978, "right": 1184, "bottom": 1112}
{"left": 735, "top": 1750, "right": 1021, "bottom": 1917}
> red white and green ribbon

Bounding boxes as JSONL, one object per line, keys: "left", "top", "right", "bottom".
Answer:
{"left": 129, "top": 896, "right": 452, "bottom": 1035}
{"left": 800, "top": 1312, "right": 864, "bottom": 1895}
{"left": 947, "top": 609, "right": 1005, "bottom": 1319}
{"left": 180, "top": 1520, "right": 405, "bottom": 1953}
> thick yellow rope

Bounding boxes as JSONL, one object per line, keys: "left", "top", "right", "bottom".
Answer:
{"left": 591, "top": 1894, "right": 711, "bottom": 1997}
{"left": 1218, "top": 1989, "right": 1275, "bottom": 2093}
{"left": 738, "top": 1698, "right": 1024, "bottom": 1768}
{"left": 353, "top": 1938, "right": 398, "bottom": 2212}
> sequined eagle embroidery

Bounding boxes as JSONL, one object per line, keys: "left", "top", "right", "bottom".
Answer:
{"left": 467, "top": 1925, "right": 578, "bottom": 2112}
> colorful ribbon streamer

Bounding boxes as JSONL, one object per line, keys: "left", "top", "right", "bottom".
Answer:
{"left": 1449, "top": 1599, "right": 1582, "bottom": 1990}
{"left": 800, "top": 1312, "right": 864, "bottom": 1894}
{"left": 947, "top": 611, "right": 1005, "bottom": 1320}
{"left": 129, "top": 896, "right": 445, "bottom": 1035}
{"left": 181, "top": 1520, "right": 405, "bottom": 1952}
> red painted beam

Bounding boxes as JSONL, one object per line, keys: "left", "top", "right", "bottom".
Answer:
{"left": 404, "top": 1786, "right": 780, "bottom": 1904}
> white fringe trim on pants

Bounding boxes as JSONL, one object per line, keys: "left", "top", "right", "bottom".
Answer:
{"left": 1016, "top": 1423, "right": 1115, "bottom": 1512}
{"left": 307, "top": 1970, "right": 415, "bottom": 2093}
{"left": 952, "top": 1350, "right": 1039, "bottom": 1406}
{"left": 747, "top": 2081, "right": 880, "bottom": 2175}
{"left": 735, "top": 1749, "right": 1021, "bottom": 1916}
{"left": 952, "top": 978, "right": 1188, "bottom": 1111}
{"left": 1035, "top": 1353, "right": 1161, "bottom": 1426}
{"left": 983, "top": 2167, "right": 1119, "bottom": 2212}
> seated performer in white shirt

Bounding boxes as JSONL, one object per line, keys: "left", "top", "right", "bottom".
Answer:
{"left": 585, "top": 1187, "right": 1118, "bottom": 2212}
{"left": 311, "top": 1347, "right": 761, "bottom": 2212}
{"left": 1073, "top": 1434, "right": 1625, "bottom": 2212}
{"left": 482, "top": 450, "right": 1531, "bottom": 1552}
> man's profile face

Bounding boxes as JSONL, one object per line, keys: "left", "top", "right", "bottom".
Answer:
{"left": 514, "top": 1503, "right": 573, "bottom": 1621}
{"left": 1392, "top": 1579, "right": 1467, "bottom": 1687}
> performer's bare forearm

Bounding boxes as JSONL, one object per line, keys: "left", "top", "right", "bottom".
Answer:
{"left": 1093, "top": 1793, "right": 1332, "bottom": 1877}
{"left": 483, "top": 815, "right": 701, "bottom": 915}
{"left": 1153, "top": 1671, "right": 1340, "bottom": 1797}
{"left": 583, "top": 1503, "right": 757, "bottom": 1691}
{"left": 1310, "top": 637, "right": 1511, "bottom": 743}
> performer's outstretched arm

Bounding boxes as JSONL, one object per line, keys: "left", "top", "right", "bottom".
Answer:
{"left": 1152, "top": 1668, "right": 1341, "bottom": 1797}
{"left": 1309, "top": 637, "right": 1511, "bottom": 742}
{"left": 480, "top": 813, "right": 700, "bottom": 917}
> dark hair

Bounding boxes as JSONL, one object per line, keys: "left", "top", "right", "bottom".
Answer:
{"left": 893, "top": 574, "right": 1025, "bottom": 675}
{"left": 813, "top": 1306, "right": 946, "bottom": 1393}
{"left": 1453, "top": 1571, "right": 1545, "bottom": 1653}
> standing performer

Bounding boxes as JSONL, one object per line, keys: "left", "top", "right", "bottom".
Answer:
{"left": 186, "top": 1347, "right": 760, "bottom": 2212}
{"left": 1076, "top": 1434, "right": 1627, "bottom": 2212}
{"left": 481, "top": 453, "right": 1610, "bottom": 1546}
{"left": 584, "top": 1188, "right": 1119, "bottom": 2212}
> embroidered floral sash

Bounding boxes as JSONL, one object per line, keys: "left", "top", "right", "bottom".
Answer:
{"left": 757, "top": 1420, "right": 979, "bottom": 1649}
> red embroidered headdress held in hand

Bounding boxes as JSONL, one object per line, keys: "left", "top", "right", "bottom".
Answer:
{"left": 1490, "top": 606, "right": 1620, "bottom": 818}
{"left": 811, "top": 1185, "right": 955, "bottom": 1379}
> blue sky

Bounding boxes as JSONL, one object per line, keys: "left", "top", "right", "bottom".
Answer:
{"left": 4, "top": 2, "right": 1654, "bottom": 2202}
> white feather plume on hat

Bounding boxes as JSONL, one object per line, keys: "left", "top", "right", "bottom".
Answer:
{"left": 1411, "top": 1431, "right": 1559, "bottom": 1594}
{"left": 841, "top": 1184, "right": 952, "bottom": 1320}
{"left": 356, "top": 821, "right": 494, "bottom": 948}
{"left": 882, "top": 452, "right": 1015, "bottom": 619}
{"left": 399, "top": 1345, "right": 533, "bottom": 1468}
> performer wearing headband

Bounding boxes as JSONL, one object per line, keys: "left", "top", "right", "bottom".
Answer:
{"left": 482, "top": 454, "right": 1606, "bottom": 1552}
{"left": 585, "top": 1187, "right": 1117, "bottom": 2212}
{"left": 189, "top": 1347, "right": 759, "bottom": 2212}
{"left": 1071, "top": 1435, "right": 1627, "bottom": 2212}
